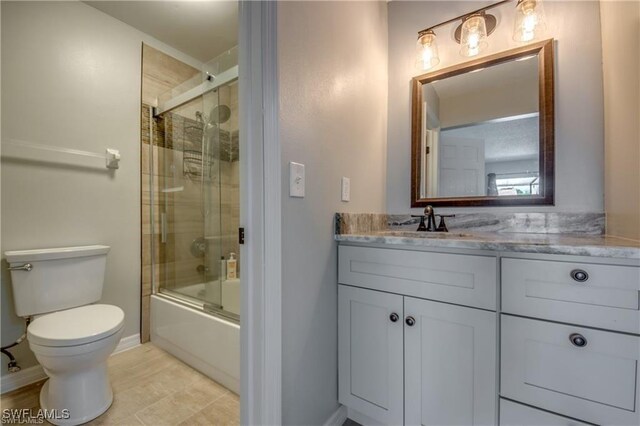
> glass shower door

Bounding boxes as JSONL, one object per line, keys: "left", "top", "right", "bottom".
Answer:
{"left": 153, "top": 89, "right": 222, "bottom": 310}
{"left": 212, "top": 80, "right": 240, "bottom": 318}
{"left": 202, "top": 81, "right": 239, "bottom": 319}
{"left": 201, "top": 88, "right": 223, "bottom": 312}
{"left": 151, "top": 64, "right": 239, "bottom": 321}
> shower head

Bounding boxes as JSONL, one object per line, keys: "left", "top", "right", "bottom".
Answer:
{"left": 209, "top": 105, "right": 231, "bottom": 125}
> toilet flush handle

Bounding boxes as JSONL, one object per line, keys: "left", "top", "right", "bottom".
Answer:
{"left": 8, "top": 263, "right": 33, "bottom": 272}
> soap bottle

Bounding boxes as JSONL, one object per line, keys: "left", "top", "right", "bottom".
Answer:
{"left": 226, "top": 253, "right": 237, "bottom": 280}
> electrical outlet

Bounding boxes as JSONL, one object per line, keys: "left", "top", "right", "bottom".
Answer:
{"left": 341, "top": 177, "right": 350, "bottom": 202}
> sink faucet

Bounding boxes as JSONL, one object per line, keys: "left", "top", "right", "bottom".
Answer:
{"left": 424, "top": 206, "right": 436, "bottom": 231}
{"left": 414, "top": 205, "right": 455, "bottom": 232}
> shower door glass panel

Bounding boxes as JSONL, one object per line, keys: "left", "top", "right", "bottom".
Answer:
{"left": 215, "top": 81, "right": 240, "bottom": 318}
{"left": 151, "top": 50, "right": 239, "bottom": 321}
{"left": 156, "top": 92, "right": 223, "bottom": 310}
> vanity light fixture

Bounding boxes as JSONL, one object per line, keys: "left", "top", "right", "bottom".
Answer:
{"left": 458, "top": 13, "right": 491, "bottom": 57}
{"left": 415, "top": 30, "right": 440, "bottom": 71}
{"left": 513, "top": 0, "right": 547, "bottom": 42}
{"left": 415, "top": 0, "right": 547, "bottom": 70}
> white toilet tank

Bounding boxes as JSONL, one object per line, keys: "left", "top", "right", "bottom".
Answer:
{"left": 5, "top": 245, "right": 110, "bottom": 317}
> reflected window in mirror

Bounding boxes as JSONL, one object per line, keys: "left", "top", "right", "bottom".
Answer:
{"left": 412, "top": 40, "right": 554, "bottom": 207}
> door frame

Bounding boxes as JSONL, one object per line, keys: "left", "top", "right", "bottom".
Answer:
{"left": 239, "top": 1, "right": 282, "bottom": 425}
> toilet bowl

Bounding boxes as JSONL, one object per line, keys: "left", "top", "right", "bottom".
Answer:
{"left": 28, "top": 304, "right": 124, "bottom": 425}
{"left": 5, "top": 245, "right": 124, "bottom": 426}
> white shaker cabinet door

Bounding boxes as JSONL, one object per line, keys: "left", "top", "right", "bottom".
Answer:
{"left": 404, "top": 297, "right": 497, "bottom": 426}
{"left": 338, "top": 285, "right": 404, "bottom": 425}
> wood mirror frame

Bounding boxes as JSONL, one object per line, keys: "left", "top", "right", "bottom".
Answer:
{"left": 411, "top": 39, "right": 555, "bottom": 207}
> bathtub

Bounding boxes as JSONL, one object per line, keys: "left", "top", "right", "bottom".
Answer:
{"left": 150, "top": 292, "right": 240, "bottom": 393}
{"left": 174, "top": 279, "right": 240, "bottom": 317}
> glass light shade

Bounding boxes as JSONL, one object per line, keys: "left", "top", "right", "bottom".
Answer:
{"left": 416, "top": 32, "right": 440, "bottom": 71}
{"left": 460, "top": 14, "right": 489, "bottom": 57}
{"left": 513, "top": 0, "right": 547, "bottom": 42}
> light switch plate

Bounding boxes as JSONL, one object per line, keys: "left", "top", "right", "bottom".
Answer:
{"left": 289, "top": 162, "right": 305, "bottom": 197}
{"left": 341, "top": 177, "right": 350, "bottom": 202}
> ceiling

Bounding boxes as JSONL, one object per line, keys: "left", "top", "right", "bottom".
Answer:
{"left": 442, "top": 116, "right": 539, "bottom": 163}
{"left": 85, "top": 1, "right": 238, "bottom": 63}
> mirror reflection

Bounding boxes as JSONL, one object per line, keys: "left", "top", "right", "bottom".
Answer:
{"left": 419, "top": 54, "right": 540, "bottom": 199}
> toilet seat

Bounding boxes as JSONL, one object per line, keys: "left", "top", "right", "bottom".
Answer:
{"left": 28, "top": 304, "right": 124, "bottom": 347}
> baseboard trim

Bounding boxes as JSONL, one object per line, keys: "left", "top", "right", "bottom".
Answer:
{"left": 0, "top": 364, "right": 47, "bottom": 395}
{"left": 324, "top": 405, "right": 348, "bottom": 426}
{"left": 114, "top": 333, "right": 141, "bottom": 354}
{"left": 0, "top": 333, "right": 140, "bottom": 395}
{"left": 347, "top": 407, "right": 385, "bottom": 426}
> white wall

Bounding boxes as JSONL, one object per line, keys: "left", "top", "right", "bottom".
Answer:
{"left": 601, "top": 0, "right": 640, "bottom": 240}
{"left": 278, "top": 1, "right": 388, "bottom": 424}
{"left": 0, "top": 1, "right": 200, "bottom": 376}
{"left": 387, "top": 1, "right": 605, "bottom": 213}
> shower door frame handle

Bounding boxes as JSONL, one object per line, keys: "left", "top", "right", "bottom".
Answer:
{"left": 160, "top": 212, "right": 168, "bottom": 243}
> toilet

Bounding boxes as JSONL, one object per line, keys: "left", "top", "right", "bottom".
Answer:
{"left": 5, "top": 245, "right": 124, "bottom": 426}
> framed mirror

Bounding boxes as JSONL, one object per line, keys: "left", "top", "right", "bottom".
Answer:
{"left": 411, "top": 39, "right": 554, "bottom": 207}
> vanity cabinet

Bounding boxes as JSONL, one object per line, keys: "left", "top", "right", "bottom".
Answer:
{"left": 338, "top": 244, "right": 640, "bottom": 426}
{"left": 338, "top": 246, "right": 497, "bottom": 426}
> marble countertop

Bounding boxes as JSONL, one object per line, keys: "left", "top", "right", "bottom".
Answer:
{"left": 335, "top": 230, "right": 640, "bottom": 260}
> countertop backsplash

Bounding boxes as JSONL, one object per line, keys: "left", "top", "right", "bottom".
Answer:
{"left": 336, "top": 212, "right": 605, "bottom": 235}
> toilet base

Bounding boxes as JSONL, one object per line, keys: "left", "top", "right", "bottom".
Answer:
{"left": 30, "top": 326, "right": 123, "bottom": 426}
{"left": 39, "top": 368, "right": 113, "bottom": 426}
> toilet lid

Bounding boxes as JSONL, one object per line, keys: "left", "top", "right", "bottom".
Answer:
{"left": 28, "top": 304, "right": 124, "bottom": 347}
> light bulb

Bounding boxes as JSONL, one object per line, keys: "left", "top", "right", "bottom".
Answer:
{"left": 416, "top": 31, "right": 440, "bottom": 71}
{"left": 467, "top": 33, "right": 481, "bottom": 55}
{"left": 513, "top": 0, "right": 546, "bottom": 42}
{"left": 460, "top": 14, "right": 488, "bottom": 57}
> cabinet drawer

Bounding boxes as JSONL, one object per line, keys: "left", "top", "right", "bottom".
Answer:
{"left": 500, "top": 399, "right": 590, "bottom": 426}
{"left": 339, "top": 245, "right": 497, "bottom": 310}
{"left": 501, "top": 315, "right": 640, "bottom": 425}
{"left": 502, "top": 258, "right": 640, "bottom": 334}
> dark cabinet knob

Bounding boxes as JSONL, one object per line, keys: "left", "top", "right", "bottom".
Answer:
{"left": 570, "top": 269, "right": 589, "bottom": 282}
{"left": 389, "top": 313, "right": 399, "bottom": 322}
{"left": 569, "top": 333, "right": 587, "bottom": 347}
{"left": 405, "top": 316, "right": 416, "bottom": 327}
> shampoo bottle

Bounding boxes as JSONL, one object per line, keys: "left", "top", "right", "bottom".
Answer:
{"left": 226, "top": 253, "right": 237, "bottom": 280}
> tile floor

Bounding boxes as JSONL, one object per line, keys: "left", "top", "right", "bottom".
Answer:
{"left": 0, "top": 343, "right": 239, "bottom": 425}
